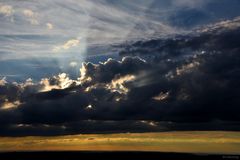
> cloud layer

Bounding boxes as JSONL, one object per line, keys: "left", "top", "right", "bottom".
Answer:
{"left": 0, "top": 18, "right": 240, "bottom": 136}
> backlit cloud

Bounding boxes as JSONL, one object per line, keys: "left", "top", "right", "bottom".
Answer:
{"left": 176, "top": 61, "right": 200, "bottom": 76}
{"left": 0, "top": 77, "right": 7, "bottom": 86}
{"left": 106, "top": 74, "right": 135, "bottom": 94}
{"left": 1, "top": 100, "right": 21, "bottom": 110}
{"left": 152, "top": 91, "right": 169, "bottom": 101}
{"left": 39, "top": 73, "right": 77, "bottom": 92}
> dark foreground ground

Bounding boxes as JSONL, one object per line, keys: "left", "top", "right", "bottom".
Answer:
{"left": 0, "top": 151, "right": 239, "bottom": 160}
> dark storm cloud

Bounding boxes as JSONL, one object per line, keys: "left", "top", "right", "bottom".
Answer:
{"left": 80, "top": 56, "right": 149, "bottom": 84}
{"left": 0, "top": 18, "right": 240, "bottom": 136}
{"left": 121, "top": 17, "right": 240, "bottom": 56}
{"left": 0, "top": 81, "right": 20, "bottom": 103}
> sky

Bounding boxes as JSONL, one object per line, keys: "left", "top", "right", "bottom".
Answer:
{"left": 1, "top": 0, "right": 240, "bottom": 80}
{"left": 0, "top": 0, "right": 240, "bottom": 136}
{"left": 1, "top": 0, "right": 240, "bottom": 81}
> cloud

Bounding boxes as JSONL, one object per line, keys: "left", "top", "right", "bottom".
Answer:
{"left": 0, "top": 4, "right": 14, "bottom": 16}
{"left": 0, "top": 77, "right": 7, "bottom": 86}
{"left": 119, "top": 17, "right": 240, "bottom": 60}
{"left": 0, "top": 48, "right": 239, "bottom": 135}
{"left": 79, "top": 57, "right": 148, "bottom": 84}
{"left": 198, "top": 17, "right": 240, "bottom": 33}
{"left": 39, "top": 73, "right": 79, "bottom": 92}
{"left": 1, "top": 100, "right": 21, "bottom": 110}
{"left": 23, "top": 9, "right": 39, "bottom": 25}
{"left": 62, "top": 39, "right": 80, "bottom": 49}
{"left": 53, "top": 39, "right": 80, "bottom": 52}
{"left": 23, "top": 9, "right": 34, "bottom": 17}
{"left": 69, "top": 61, "right": 78, "bottom": 67}
{"left": 0, "top": 46, "right": 239, "bottom": 134}
{"left": 0, "top": 17, "right": 240, "bottom": 136}
{"left": 46, "top": 23, "right": 53, "bottom": 29}
{"left": 106, "top": 74, "right": 135, "bottom": 94}
{"left": 152, "top": 91, "right": 169, "bottom": 101}
{"left": 176, "top": 61, "right": 200, "bottom": 76}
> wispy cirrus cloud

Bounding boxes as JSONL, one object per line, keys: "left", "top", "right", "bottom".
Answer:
{"left": 1, "top": 0, "right": 239, "bottom": 61}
